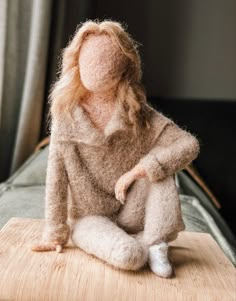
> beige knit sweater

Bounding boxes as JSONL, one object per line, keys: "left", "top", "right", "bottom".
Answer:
{"left": 42, "top": 101, "right": 200, "bottom": 246}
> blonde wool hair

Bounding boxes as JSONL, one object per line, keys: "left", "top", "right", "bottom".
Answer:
{"left": 49, "top": 20, "right": 150, "bottom": 132}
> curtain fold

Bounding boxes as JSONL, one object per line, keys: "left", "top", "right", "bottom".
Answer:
{"left": 0, "top": 0, "right": 52, "bottom": 180}
{"left": 10, "top": 0, "right": 53, "bottom": 174}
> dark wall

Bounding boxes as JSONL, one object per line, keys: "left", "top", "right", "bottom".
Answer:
{"left": 96, "top": 0, "right": 236, "bottom": 99}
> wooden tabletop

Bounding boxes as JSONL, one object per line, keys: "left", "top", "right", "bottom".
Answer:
{"left": 0, "top": 218, "right": 235, "bottom": 301}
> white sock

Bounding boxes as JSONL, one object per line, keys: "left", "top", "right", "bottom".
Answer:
{"left": 148, "top": 242, "right": 173, "bottom": 278}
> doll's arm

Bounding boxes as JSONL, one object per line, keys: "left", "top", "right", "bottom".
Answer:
{"left": 32, "top": 141, "right": 70, "bottom": 252}
{"left": 138, "top": 122, "right": 200, "bottom": 183}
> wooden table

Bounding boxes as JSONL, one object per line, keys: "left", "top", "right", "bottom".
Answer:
{"left": 0, "top": 218, "right": 235, "bottom": 301}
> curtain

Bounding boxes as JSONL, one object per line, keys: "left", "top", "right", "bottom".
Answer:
{"left": 0, "top": 0, "right": 95, "bottom": 182}
{"left": 0, "top": 0, "right": 52, "bottom": 181}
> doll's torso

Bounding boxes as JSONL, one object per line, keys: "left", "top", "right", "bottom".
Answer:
{"left": 51, "top": 103, "right": 171, "bottom": 222}
{"left": 60, "top": 128, "right": 149, "bottom": 222}
{"left": 65, "top": 137, "right": 154, "bottom": 229}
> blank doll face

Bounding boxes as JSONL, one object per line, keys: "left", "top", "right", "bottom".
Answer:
{"left": 79, "top": 33, "right": 127, "bottom": 92}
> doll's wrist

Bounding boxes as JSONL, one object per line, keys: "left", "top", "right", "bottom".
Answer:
{"left": 43, "top": 222, "right": 70, "bottom": 246}
{"left": 138, "top": 154, "right": 166, "bottom": 182}
{"left": 131, "top": 164, "right": 147, "bottom": 179}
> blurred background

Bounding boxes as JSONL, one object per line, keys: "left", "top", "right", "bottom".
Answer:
{"left": 0, "top": 0, "right": 235, "bottom": 233}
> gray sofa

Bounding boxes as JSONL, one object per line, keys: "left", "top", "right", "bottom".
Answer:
{"left": 0, "top": 146, "right": 235, "bottom": 265}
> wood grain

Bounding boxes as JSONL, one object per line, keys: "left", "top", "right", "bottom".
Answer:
{"left": 0, "top": 218, "right": 235, "bottom": 301}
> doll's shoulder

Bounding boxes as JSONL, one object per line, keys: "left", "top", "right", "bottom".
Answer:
{"left": 140, "top": 104, "right": 175, "bottom": 143}
{"left": 144, "top": 104, "right": 174, "bottom": 131}
{"left": 50, "top": 114, "right": 69, "bottom": 141}
{"left": 50, "top": 110, "right": 79, "bottom": 143}
{"left": 142, "top": 102, "right": 199, "bottom": 144}
{"left": 145, "top": 104, "right": 200, "bottom": 149}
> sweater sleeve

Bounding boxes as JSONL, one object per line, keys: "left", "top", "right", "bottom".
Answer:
{"left": 42, "top": 140, "right": 70, "bottom": 245}
{"left": 138, "top": 120, "right": 200, "bottom": 183}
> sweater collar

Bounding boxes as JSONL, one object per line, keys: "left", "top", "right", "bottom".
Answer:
{"left": 52, "top": 100, "right": 130, "bottom": 145}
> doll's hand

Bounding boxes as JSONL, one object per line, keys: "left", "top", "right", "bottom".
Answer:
{"left": 115, "top": 165, "right": 147, "bottom": 204}
{"left": 31, "top": 241, "right": 63, "bottom": 253}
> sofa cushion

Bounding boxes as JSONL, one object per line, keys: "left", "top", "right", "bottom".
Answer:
{"left": 0, "top": 186, "right": 44, "bottom": 229}
{"left": 5, "top": 148, "right": 48, "bottom": 187}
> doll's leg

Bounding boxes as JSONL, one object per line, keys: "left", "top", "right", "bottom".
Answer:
{"left": 141, "top": 175, "right": 185, "bottom": 247}
{"left": 116, "top": 175, "right": 184, "bottom": 244}
{"left": 142, "top": 175, "right": 185, "bottom": 278}
{"left": 71, "top": 215, "right": 148, "bottom": 271}
{"left": 116, "top": 177, "right": 149, "bottom": 234}
{"left": 117, "top": 175, "right": 184, "bottom": 278}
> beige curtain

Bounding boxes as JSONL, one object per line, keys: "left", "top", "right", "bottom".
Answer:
{"left": 0, "top": 0, "right": 52, "bottom": 180}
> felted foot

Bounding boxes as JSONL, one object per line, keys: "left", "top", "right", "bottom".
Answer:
{"left": 148, "top": 242, "right": 173, "bottom": 278}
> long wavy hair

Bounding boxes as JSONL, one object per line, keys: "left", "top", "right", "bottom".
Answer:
{"left": 49, "top": 20, "right": 150, "bottom": 133}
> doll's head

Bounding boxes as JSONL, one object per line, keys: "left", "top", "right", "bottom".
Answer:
{"left": 50, "top": 20, "right": 149, "bottom": 130}
{"left": 79, "top": 33, "right": 127, "bottom": 93}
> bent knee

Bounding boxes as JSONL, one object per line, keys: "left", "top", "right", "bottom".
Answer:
{"left": 110, "top": 239, "right": 148, "bottom": 271}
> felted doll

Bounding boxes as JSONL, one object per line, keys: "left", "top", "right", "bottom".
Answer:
{"left": 32, "top": 20, "right": 200, "bottom": 278}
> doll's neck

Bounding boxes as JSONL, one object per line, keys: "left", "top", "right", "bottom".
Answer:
{"left": 83, "top": 86, "right": 117, "bottom": 105}
{"left": 80, "top": 86, "right": 118, "bottom": 132}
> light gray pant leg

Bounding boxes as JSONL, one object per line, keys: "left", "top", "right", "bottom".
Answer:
{"left": 142, "top": 175, "right": 185, "bottom": 246}
{"left": 117, "top": 176, "right": 185, "bottom": 246}
{"left": 116, "top": 178, "right": 150, "bottom": 233}
{"left": 71, "top": 215, "right": 148, "bottom": 271}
